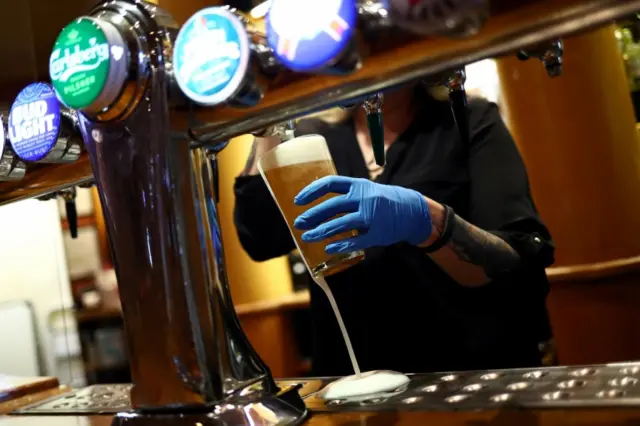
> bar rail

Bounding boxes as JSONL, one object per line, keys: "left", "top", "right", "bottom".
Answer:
{"left": 0, "top": 0, "right": 638, "bottom": 205}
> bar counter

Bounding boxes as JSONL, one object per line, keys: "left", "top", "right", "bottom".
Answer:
{"left": 3, "top": 388, "right": 640, "bottom": 426}
{"left": 1, "top": 410, "right": 640, "bottom": 426}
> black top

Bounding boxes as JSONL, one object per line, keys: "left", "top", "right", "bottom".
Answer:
{"left": 233, "top": 93, "right": 555, "bottom": 376}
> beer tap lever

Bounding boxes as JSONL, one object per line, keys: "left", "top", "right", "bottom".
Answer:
{"left": 517, "top": 39, "right": 564, "bottom": 78}
{"left": 363, "top": 94, "right": 385, "bottom": 166}
{"left": 445, "top": 68, "right": 470, "bottom": 146}
{"left": 60, "top": 187, "right": 78, "bottom": 239}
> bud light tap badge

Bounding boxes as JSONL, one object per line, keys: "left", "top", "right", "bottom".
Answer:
{"left": 266, "top": 0, "right": 356, "bottom": 72}
{"left": 173, "top": 7, "right": 250, "bottom": 106}
{"left": 8, "top": 83, "right": 61, "bottom": 162}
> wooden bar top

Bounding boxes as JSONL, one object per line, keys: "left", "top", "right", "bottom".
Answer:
{"left": 0, "top": 376, "right": 59, "bottom": 404}
{"left": 74, "top": 291, "right": 312, "bottom": 323}
{"left": 1, "top": 377, "right": 640, "bottom": 425}
{"left": 0, "top": 386, "right": 70, "bottom": 415}
{"left": 2, "top": 408, "right": 640, "bottom": 426}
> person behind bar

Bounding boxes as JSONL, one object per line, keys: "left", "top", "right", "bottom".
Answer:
{"left": 233, "top": 83, "right": 555, "bottom": 376}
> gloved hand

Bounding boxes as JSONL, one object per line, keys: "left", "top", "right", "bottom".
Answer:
{"left": 293, "top": 176, "right": 432, "bottom": 254}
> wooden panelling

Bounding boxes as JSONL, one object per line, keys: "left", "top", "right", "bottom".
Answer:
{"left": 498, "top": 26, "right": 640, "bottom": 364}
{"left": 217, "top": 134, "right": 295, "bottom": 305}
{"left": 498, "top": 26, "right": 640, "bottom": 267}
{"left": 0, "top": 376, "right": 59, "bottom": 403}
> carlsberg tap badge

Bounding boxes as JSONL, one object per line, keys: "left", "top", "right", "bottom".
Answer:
{"left": 49, "top": 18, "right": 111, "bottom": 109}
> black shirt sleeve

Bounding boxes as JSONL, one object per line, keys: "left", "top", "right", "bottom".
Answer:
{"left": 466, "top": 99, "right": 555, "bottom": 269}
{"left": 233, "top": 175, "right": 296, "bottom": 261}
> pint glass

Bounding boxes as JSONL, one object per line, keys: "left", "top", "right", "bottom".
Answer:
{"left": 258, "top": 134, "right": 364, "bottom": 277}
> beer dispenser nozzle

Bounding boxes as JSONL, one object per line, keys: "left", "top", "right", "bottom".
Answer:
{"left": 517, "top": 39, "right": 564, "bottom": 78}
{"left": 363, "top": 93, "right": 385, "bottom": 167}
{"left": 445, "top": 68, "right": 469, "bottom": 146}
{"left": 60, "top": 187, "right": 78, "bottom": 239}
{"left": 36, "top": 186, "right": 80, "bottom": 239}
{"left": 251, "top": 120, "right": 296, "bottom": 142}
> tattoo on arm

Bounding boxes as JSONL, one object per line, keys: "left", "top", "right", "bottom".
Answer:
{"left": 240, "top": 140, "right": 258, "bottom": 176}
{"left": 447, "top": 214, "right": 520, "bottom": 278}
{"left": 432, "top": 207, "right": 445, "bottom": 240}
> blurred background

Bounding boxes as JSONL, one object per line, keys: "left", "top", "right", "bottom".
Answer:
{"left": 1, "top": 0, "right": 640, "bottom": 388}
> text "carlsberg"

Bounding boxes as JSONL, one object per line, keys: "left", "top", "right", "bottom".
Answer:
{"left": 49, "top": 41, "right": 109, "bottom": 84}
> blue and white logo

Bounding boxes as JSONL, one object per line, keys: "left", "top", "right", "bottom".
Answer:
{"left": 173, "top": 7, "right": 250, "bottom": 106}
{"left": 266, "top": 0, "right": 356, "bottom": 72}
{"left": 8, "top": 83, "right": 62, "bottom": 162}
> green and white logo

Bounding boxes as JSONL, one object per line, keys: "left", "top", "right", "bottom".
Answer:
{"left": 49, "top": 18, "right": 110, "bottom": 109}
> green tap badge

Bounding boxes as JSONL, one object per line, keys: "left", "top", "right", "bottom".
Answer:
{"left": 49, "top": 18, "right": 111, "bottom": 109}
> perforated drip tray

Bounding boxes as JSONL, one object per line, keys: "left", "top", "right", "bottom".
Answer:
{"left": 12, "top": 363, "right": 640, "bottom": 414}
{"left": 11, "top": 382, "right": 318, "bottom": 415}
{"left": 304, "top": 362, "right": 640, "bottom": 412}
{"left": 13, "top": 384, "right": 133, "bottom": 414}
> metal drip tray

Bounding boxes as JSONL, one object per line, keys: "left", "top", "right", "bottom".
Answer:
{"left": 303, "top": 362, "right": 640, "bottom": 412}
{"left": 13, "top": 363, "right": 640, "bottom": 414}
{"left": 13, "top": 384, "right": 133, "bottom": 414}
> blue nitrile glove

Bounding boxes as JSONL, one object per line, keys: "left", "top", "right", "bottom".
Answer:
{"left": 293, "top": 176, "right": 432, "bottom": 254}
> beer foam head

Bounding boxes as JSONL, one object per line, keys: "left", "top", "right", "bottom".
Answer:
{"left": 258, "top": 134, "right": 331, "bottom": 172}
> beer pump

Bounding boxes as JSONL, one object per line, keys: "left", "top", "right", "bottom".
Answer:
{"left": 46, "top": 2, "right": 307, "bottom": 424}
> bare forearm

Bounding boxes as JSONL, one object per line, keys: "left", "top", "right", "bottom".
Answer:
{"left": 422, "top": 200, "right": 520, "bottom": 287}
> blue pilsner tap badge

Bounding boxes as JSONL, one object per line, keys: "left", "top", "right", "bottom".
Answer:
{"left": 173, "top": 7, "right": 250, "bottom": 106}
{"left": 8, "top": 83, "right": 62, "bottom": 162}
{"left": 266, "top": 0, "right": 356, "bottom": 72}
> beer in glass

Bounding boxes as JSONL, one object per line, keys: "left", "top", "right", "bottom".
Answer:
{"left": 258, "top": 134, "right": 364, "bottom": 277}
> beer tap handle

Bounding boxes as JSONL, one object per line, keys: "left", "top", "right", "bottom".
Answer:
{"left": 61, "top": 187, "right": 78, "bottom": 239}
{"left": 445, "top": 68, "right": 470, "bottom": 146}
{"left": 517, "top": 39, "right": 564, "bottom": 78}
{"left": 363, "top": 94, "right": 385, "bottom": 167}
{"left": 250, "top": 120, "right": 296, "bottom": 141}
